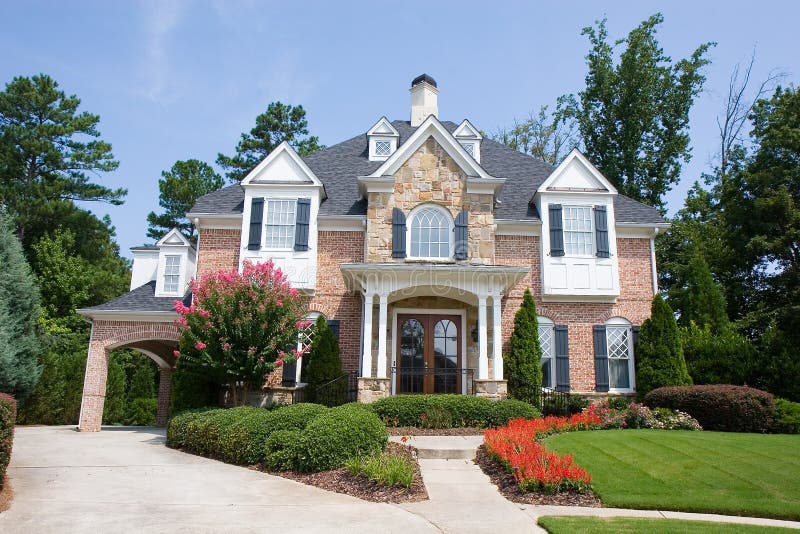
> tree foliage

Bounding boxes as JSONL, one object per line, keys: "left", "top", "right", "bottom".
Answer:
{"left": 504, "top": 289, "right": 542, "bottom": 404}
{"left": 635, "top": 295, "right": 691, "bottom": 397}
{"left": 0, "top": 74, "right": 125, "bottom": 243}
{"left": 303, "top": 316, "right": 342, "bottom": 403}
{"left": 216, "top": 102, "right": 322, "bottom": 183}
{"left": 562, "top": 14, "right": 713, "bottom": 210}
{"left": 174, "top": 260, "right": 307, "bottom": 405}
{"left": 681, "top": 323, "right": 755, "bottom": 386}
{"left": 0, "top": 211, "right": 41, "bottom": 399}
{"left": 673, "top": 254, "right": 729, "bottom": 332}
{"left": 146, "top": 159, "right": 223, "bottom": 241}
{"left": 493, "top": 104, "right": 578, "bottom": 165}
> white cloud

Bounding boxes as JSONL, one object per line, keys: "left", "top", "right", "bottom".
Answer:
{"left": 138, "top": 0, "right": 186, "bottom": 103}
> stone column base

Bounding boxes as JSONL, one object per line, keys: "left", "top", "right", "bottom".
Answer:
{"left": 357, "top": 377, "right": 391, "bottom": 403}
{"left": 253, "top": 385, "right": 307, "bottom": 407}
{"left": 474, "top": 379, "right": 508, "bottom": 400}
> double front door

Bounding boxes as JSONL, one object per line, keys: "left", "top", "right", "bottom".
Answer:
{"left": 397, "top": 314, "right": 462, "bottom": 394}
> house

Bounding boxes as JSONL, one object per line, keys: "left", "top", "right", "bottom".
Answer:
{"left": 76, "top": 75, "right": 667, "bottom": 431}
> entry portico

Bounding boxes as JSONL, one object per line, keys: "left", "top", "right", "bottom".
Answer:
{"left": 341, "top": 263, "right": 528, "bottom": 401}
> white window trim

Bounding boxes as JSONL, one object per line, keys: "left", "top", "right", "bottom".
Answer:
{"left": 538, "top": 317, "right": 556, "bottom": 389}
{"left": 562, "top": 204, "right": 595, "bottom": 258}
{"left": 296, "top": 311, "right": 322, "bottom": 384}
{"left": 605, "top": 316, "right": 635, "bottom": 393}
{"left": 263, "top": 198, "right": 297, "bottom": 251}
{"left": 406, "top": 204, "right": 454, "bottom": 261}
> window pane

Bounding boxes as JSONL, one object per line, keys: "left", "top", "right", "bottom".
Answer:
{"left": 264, "top": 200, "right": 296, "bottom": 249}
{"left": 538, "top": 324, "right": 554, "bottom": 388}
{"left": 606, "top": 326, "right": 631, "bottom": 389}
{"left": 563, "top": 206, "right": 593, "bottom": 255}
{"left": 409, "top": 208, "right": 450, "bottom": 258}
{"left": 610, "top": 359, "right": 630, "bottom": 389}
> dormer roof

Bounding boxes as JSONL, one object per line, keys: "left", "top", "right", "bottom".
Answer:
{"left": 366, "top": 117, "right": 400, "bottom": 138}
{"left": 156, "top": 228, "right": 194, "bottom": 248}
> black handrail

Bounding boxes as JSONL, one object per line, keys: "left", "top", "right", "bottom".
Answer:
{"left": 314, "top": 373, "right": 355, "bottom": 407}
{"left": 391, "top": 366, "right": 475, "bottom": 395}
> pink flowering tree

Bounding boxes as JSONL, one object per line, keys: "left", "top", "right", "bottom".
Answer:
{"left": 174, "top": 260, "right": 310, "bottom": 405}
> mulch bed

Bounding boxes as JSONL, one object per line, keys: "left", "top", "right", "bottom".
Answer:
{"left": 388, "top": 426, "right": 485, "bottom": 436}
{"left": 260, "top": 442, "right": 428, "bottom": 503}
{"left": 475, "top": 445, "right": 602, "bottom": 507}
{"left": 0, "top": 477, "right": 12, "bottom": 513}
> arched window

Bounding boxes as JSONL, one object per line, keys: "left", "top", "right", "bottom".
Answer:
{"left": 538, "top": 317, "right": 555, "bottom": 388}
{"left": 605, "top": 317, "right": 635, "bottom": 391}
{"left": 408, "top": 205, "right": 453, "bottom": 259}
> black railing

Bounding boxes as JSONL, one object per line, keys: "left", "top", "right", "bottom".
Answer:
{"left": 540, "top": 387, "right": 573, "bottom": 416}
{"left": 314, "top": 373, "right": 356, "bottom": 407}
{"left": 391, "top": 366, "right": 475, "bottom": 395}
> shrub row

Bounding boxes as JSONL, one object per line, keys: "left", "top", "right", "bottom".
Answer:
{"left": 644, "top": 385, "right": 775, "bottom": 433}
{"left": 775, "top": 398, "right": 800, "bottom": 434}
{"left": 0, "top": 393, "right": 16, "bottom": 490}
{"left": 369, "top": 395, "right": 541, "bottom": 428}
{"left": 168, "top": 402, "right": 388, "bottom": 472}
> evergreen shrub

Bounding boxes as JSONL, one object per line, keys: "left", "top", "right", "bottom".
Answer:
{"left": 635, "top": 295, "right": 692, "bottom": 397}
{"left": 369, "top": 394, "right": 541, "bottom": 428}
{"left": 125, "top": 398, "right": 157, "bottom": 426}
{"left": 644, "top": 385, "right": 774, "bottom": 432}
{"left": 0, "top": 393, "right": 16, "bottom": 490}
{"left": 774, "top": 398, "right": 800, "bottom": 434}
{"left": 504, "top": 289, "right": 542, "bottom": 404}
{"left": 303, "top": 316, "right": 342, "bottom": 403}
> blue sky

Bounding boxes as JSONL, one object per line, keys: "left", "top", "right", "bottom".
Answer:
{"left": 1, "top": 0, "right": 797, "bottom": 257}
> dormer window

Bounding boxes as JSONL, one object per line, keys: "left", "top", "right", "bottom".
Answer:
{"left": 452, "top": 119, "right": 483, "bottom": 164}
{"left": 264, "top": 199, "right": 297, "bottom": 249}
{"left": 409, "top": 205, "right": 453, "bottom": 259}
{"left": 375, "top": 140, "right": 392, "bottom": 157}
{"left": 367, "top": 117, "right": 400, "bottom": 161}
{"left": 163, "top": 255, "right": 181, "bottom": 293}
{"left": 460, "top": 142, "right": 475, "bottom": 158}
{"left": 563, "top": 206, "right": 594, "bottom": 256}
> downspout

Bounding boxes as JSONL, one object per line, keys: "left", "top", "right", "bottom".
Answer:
{"left": 650, "top": 228, "right": 659, "bottom": 295}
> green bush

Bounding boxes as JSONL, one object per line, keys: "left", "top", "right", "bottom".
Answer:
{"left": 170, "top": 359, "right": 218, "bottom": 414}
{"left": 102, "top": 353, "right": 127, "bottom": 424}
{"left": 635, "top": 295, "right": 692, "bottom": 398}
{"left": 0, "top": 393, "right": 16, "bottom": 491}
{"left": 504, "top": 289, "right": 542, "bottom": 404}
{"left": 295, "top": 404, "right": 388, "bottom": 472}
{"left": 681, "top": 323, "right": 756, "bottom": 386}
{"left": 345, "top": 451, "right": 414, "bottom": 488}
{"left": 303, "top": 316, "right": 343, "bottom": 404}
{"left": 125, "top": 397, "right": 157, "bottom": 426}
{"left": 774, "top": 398, "right": 800, "bottom": 434}
{"left": 263, "top": 429, "right": 302, "bottom": 470}
{"left": 369, "top": 394, "right": 541, "bottom": 428}
{"left": 644, "top": 385, "right": 774, "bottom": 433}
{"left": 166, "top": 408, "right": 213, "bottom": 448}
{"left": 265, "top": 403, "right": 329, "bottom": 433}
{"left": 215, "top": 406, "right": 275, "bottom": 464}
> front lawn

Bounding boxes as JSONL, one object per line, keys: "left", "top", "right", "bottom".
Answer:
{"left": 545, "top": 430, "right": 800, "bottom": 520}
{"left": 537, "top": 516, "right": 796, "bottom": 534}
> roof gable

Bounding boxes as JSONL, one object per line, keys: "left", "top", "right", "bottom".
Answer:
{"left": 156, "top": 228, "right": 193, "bottom": 247}
{"left": 452, "top": 119, "right": 482, "bottom": 140}
{"left": 537, "top": 148, "right": 617, "bottom": 194}
{"left": 366, "top": 117, "right": 399, "bottom": 137}
{"left": 366, "top": 116, "right": 493, "bottom": 179}
{"left": 240, "top": 141, "right": 324, "bottom": 187}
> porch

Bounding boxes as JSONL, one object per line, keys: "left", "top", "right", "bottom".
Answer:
{"left": 340, "top": 263, "right": 529, "bottom": 402}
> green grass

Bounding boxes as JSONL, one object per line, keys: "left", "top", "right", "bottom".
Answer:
{"left": 345, "top": 451, "right": 415, "bottom": 488}
{"left": 537, "top": 516, "right": 797, "bottom": 533}
{"left": 545, "top": 430, "right": 800, "bottom": 520}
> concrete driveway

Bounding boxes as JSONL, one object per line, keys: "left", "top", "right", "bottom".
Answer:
{"left": 0, "top": 426, "right": 439, "bottom": 533}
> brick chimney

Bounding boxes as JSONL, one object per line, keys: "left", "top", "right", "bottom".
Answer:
{"left": 410, "top": 74, "right": 438, "bottom": 127}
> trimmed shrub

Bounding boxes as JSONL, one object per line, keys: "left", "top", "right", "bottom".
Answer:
{"left": 0, "top": 393, "right": 16, "bottom": 490}
{"left": 125, "top": 397, "right": 157, "bottom": 426}
{"left": 635, "top": 295, "right": 692, "bottom": 397}
{"left": 370, "top": 394, "right": 541, "bottom": 428}
{"left": 294, "top": 404, "right": 388, "bottom": 472}
{"left": 166, "top": 408, "right": 214, "bottom": 448}
{"left": 263, "top": 430, "right": 302, "bottom": 470}
{"left": 644, "top": 385, "right": 775, "bottom": 432}
{"left": 774, "top": 398, "right": 800, "bottom": 434}
{"left": 303, "top": 316, "right": 342, "bottom": 403}
{"left": 504, "top": 289, "right": 542, "bottom": 404}
{"left": 265, "top": 403, "right": 328, "bottom": 433}
{"left": 215, "top": 406, "right": 275, "bottom": 464}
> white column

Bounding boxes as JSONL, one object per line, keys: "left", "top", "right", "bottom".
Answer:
{"left": 478, "top": 295, "right": 489, "bottom": 380}
{"left": 492, "top": 294, "right": 503, "bottom": 380}
{"left": 361, "top": 293, "right": 373, "bottom": 378}
{"left": 377, "top": 293, "right": 388, "bottom": 378}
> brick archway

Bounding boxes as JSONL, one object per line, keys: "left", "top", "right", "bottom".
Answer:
{"left": 78, "top": 320, "right": 181, "bottom": 432}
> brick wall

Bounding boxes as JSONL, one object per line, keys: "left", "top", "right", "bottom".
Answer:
{"left": 307, "top": 230, "right": 364, "bottom": 376}
{"left": 197, "top": 228, "right": 241, "bottom": 276}
{"left": 496, "top": 235, "right": 654, "bottom": 393}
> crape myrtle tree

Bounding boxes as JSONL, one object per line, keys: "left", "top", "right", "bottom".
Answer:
{"left": 504, "top": 289, "right": 543, "bottom": 405}
{"left": 174, "top": 260, "right": 310, "bottom": 406}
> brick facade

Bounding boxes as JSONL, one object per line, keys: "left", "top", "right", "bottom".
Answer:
{"left": 197, "top": 228, "right": 241, "bottom": 276}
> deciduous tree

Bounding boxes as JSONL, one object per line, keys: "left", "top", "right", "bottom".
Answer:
{"left": 493, "top": 104, "right": 578, "bottom": 165}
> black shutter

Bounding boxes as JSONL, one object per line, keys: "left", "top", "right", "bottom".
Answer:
{"left": 549, "top": 204, "right": 565, "bottom": 257}
{"left": 248, "top": 197, "right": 264, "bottom": 250}
{"left": 327, "top": 320, "right": 340, "bottom": 341}
{"left": 595, "top": 205, "right": 610, "bottom": 258}
{"left": 282, "top": 341, "right": 297, "bottom": 386}
{"left": 632, "top": 325, "right": 640, "bottom": 353}
{"left": 454, "top": 209, "right": 468, "bottom": 260}
{"left": 554, "top": 325, "right": 570, "bottom": 391}
{"left": 593, "top": 325, "right": 609, "bottom": 392}
{"left": 294, "top": 198, "right": 311, "bottom": 251}
{"left": 392, "top": 208, "right": 407, "bottom": 258}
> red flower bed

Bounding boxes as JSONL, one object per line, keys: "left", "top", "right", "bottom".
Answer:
{"left": 484, "top": 413, "right": 599, "bottom": 494}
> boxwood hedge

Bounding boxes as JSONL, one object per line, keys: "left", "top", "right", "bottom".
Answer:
{"left": 369, "top": 394, "right": 540, "bottom": 428}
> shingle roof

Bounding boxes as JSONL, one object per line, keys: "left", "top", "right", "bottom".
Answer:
{"left": 189, "top": 120, "right": 664, "bottom": 225}
{"left": 78, "top": 281, "right": 190, "bottom": 314}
